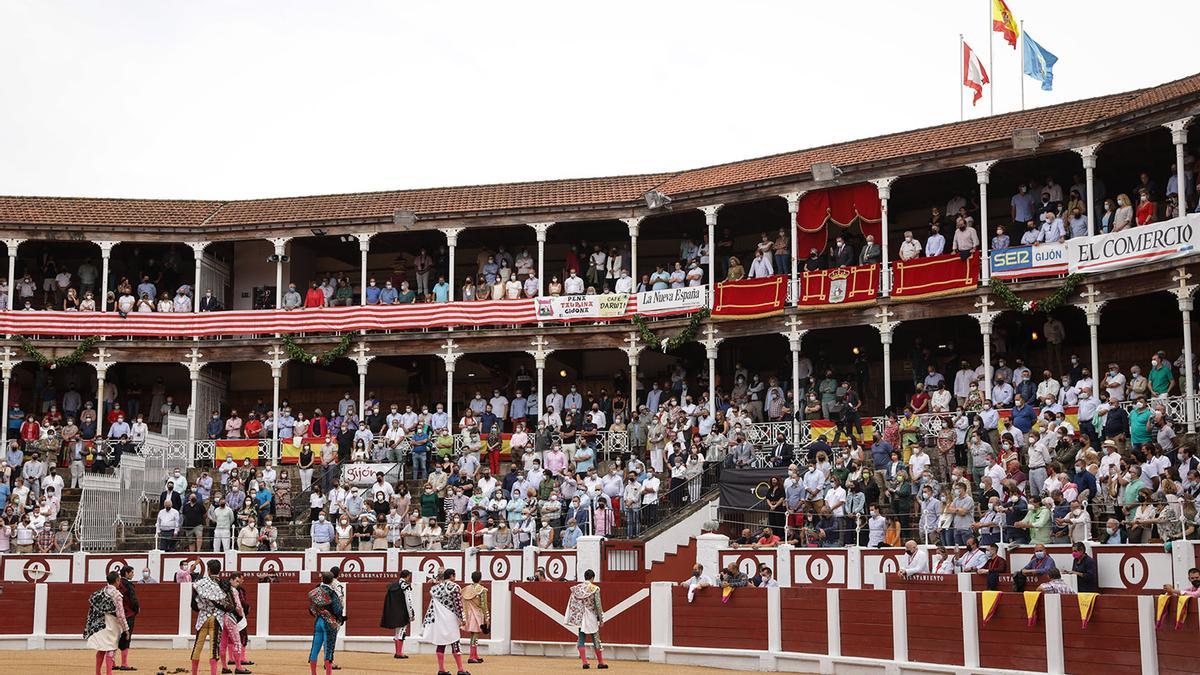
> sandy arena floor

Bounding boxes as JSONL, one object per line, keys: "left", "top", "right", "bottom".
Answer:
{"left": 13, "top": 649, "right": 739, "bottom": 674}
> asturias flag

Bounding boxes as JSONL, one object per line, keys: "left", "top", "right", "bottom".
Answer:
{"left": 1022, "top": 31, "right": 1058, "bottom": 91}
{"left": 992, "top": 0, "right": 1019, "bottom": 48}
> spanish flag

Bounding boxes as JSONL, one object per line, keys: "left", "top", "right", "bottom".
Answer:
{"left": 1077, "top": 593, "right": 1099, "bottom": 628}
{"left": 992, "top": 0, "right": 1019, "bottom": 48}
{"left": 1176, "top": 595, "right": 1191, "bottom": 630}
{"left": 1023, "top": 591, "right": 1041, "bottom": 626}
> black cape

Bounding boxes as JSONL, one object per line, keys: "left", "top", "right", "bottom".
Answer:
{"left": 379, "top": 582, "right": 411, "bottom": 629}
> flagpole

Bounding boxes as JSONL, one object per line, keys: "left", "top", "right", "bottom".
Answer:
{"left": 987, "top": 0, "right": 994, "bottom": 115}
{"left": 1019, "top": 20, "right": 1025, "bottom": 111}
{"left": 959, "top": 34, "right": 965, "bottom": 121}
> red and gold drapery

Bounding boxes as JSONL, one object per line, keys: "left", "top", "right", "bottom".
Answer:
{"left": 794, "top": 184, "right": 882, "bottom": 256}
{"left": 890, "top": 252, "right": 980, "bottom": 301}
{"left": 711, "top": 275, "right": 788, "bottom": 320}
{"left": 799, "top": 263, "right": 879, "bottom": 309}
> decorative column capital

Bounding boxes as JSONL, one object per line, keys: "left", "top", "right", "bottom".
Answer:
{"left": 872, "top": 307, "right": 899, "bottom": 344}
{"left": 439, "top": 339, "right": 463, "bottom": 371}
{"left": 268, "top": 237, "right": 291, "bottom": 256}
{"left": 355, "top": 232, "right": 375, "bottom": 252}
{"left": 1076, "top": 284, "right": 1107, "bottom": 325}
{"left": 186, "top": 241, "right": 209, "bottom": 256}
{"left": 1072, "top": 144, "right": 1102, "bottom": 170}
{"left": 88, "top": 347, "right": 113, "bottom": 377}
{"left": 1172, "top": 269, "right": 1197, "bottom": 312}
{"left": 869, "top": 177, "right": 899, "bottom": 201}
{"left": 970, "top": 296, "right": 999, "bottom": 333}
{"left": 525, "top": 335, "right": 554, "bottom": 369}
{"left": 620, "top": 217, "right": 644, "bottom": 238}
{"left": 967, "top": 160, "right": 998, "bottom": 184}
{"left": 621, "top": 332, "right": 643, "bottom": 366}
{"left": 702, "top": 323, "right": 723, "bottom": 360}
{"left": 180, "top": 347, "right": 207, "bottom": 376}
{"left": 2, "top": 239, "right": 24, "bottom": 256}
{"left": 529, "top": 222, "right": 554, "bottom": 243}
{"left": 0, "top": 345, "right": 18, "bottom": 379}
{"left": 352, "top": 342, "right": 375, "bottom": 374}
{"left": 1164, "top": 117, "right": 1194, "bottom": 145}
{"left": 699, "top": 204, "right": 724, "bottom": 225}
{"left": 263, "top": 344, "right": 287, "bottom": 378}
{"left": 440, "top": 227, "right": 465, "bottom": 247}
{"left": 786, "top": 315, "right": 808, "bottom": 352}
{"left": 781, "top": 191, "right": 807, "bottom": 213}
{"left": 95, "top": 241, "right": 119, "bottom": 258}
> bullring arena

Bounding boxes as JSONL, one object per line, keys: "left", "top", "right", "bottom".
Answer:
{"left": 2, "top": 3, "right": 1200, "bottom": 674}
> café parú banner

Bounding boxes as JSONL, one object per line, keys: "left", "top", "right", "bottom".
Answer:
{"left": 342, "top": 463, "right": 403, "bottom": 487}
{"left": 536, "top": 293, "right": 630, "bottom": 320}
{"left": 1068, "top": 214, "right": 1200, "bottom": 274}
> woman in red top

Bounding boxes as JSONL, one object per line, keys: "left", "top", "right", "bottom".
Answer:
{"left": 1135, "top": 191, "right": 1156, "bottom": 226}
{"left": 304, "top": 282, "right": 326, "bottom": 308}
{"left": 19, "top": 417, "right": 40, "bottom": 444}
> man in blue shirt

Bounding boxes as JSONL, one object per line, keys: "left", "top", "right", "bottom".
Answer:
{"left": 1010, "top": 184, "right": 1037, "bottom": 227}
{"left": 1010, "top": 396, "right": 1036, "bottom": 433}
{"left": 432, "top": 277, "right": 450, "bottom": 303}
{"left": 510, "top": 392, "right": 528, "bottom": 426}
{"left": 365, "top": 278, "right": 382, "bottom": 304}
{"left": 310, "top": 512, "right": 335, "bottom": 551}
{"left": 378, "top": 281, "right": 398, "bottom": 305}
{"left": 410, "top": 427, "right": 429, "bottom": 480}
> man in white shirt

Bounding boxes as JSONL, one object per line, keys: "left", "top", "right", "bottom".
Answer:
{"left": 899, "top": 540, "right": 929, "bottom": 577}
{"left": 909, "top": 446, "right": 931, "bottom": 478}
{"left": 1036, "top": 211, "right": 1065, "bottom": 244}
{"left": 156, "top": 500, "right": 182, "bottom": 552}
{"left": 613, "top": 269, "right": 634, "bottom": 294}
{"left": 640, "top": 474, "right": 661, "bottom": 526}
{"left": 1103, "top": 364, "right": 1126, "bottom": 401}
{"left": 1025, "top": 432, "right": 1053, "bottom": 499}
{"left": 489, "top": 390, "right": 509, "bottom": 420}
{"left": 564, "top": 270, "right": 585, "bottom": 295}
{"left": 952, "top": 361, "right": 976, "bottom": 407}
{"left": 924, "top": 225, "right": 945, "bottom": 257}
{"left": 898, "top": 231, "right": 922, "bottom": 260}
{"left": 866, "top": 506, "right": 888, "bottom": 547}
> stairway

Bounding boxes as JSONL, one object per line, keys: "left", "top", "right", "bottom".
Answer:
{"left": 645, "top": 536, "right": 697, "bottom": 582}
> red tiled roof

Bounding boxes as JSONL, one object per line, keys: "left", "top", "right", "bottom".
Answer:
{"left": 0, "top": 72, "right": 1196, "bottom": 230}
{"left": 0, "top": 196, "right": 224, "bottom": 227}
{"left": 208, "top": 174, "right": 673, "bottom": 226}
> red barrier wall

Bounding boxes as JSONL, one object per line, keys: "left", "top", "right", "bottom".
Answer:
{"left": 345, "top": 581, "right": 392, "bottom": 637}
{"left": 131, "top": 584, "right": 182, "bottom": 635}
{"left": 45, "top": 585, "right": 92, "bottom": 635}
{"left": 268, "top": 583, "right": 316, "bottom": 636}
{"left": 0, "top": 584, "right": 35, "bottom": 635}
{"left": 977, "top": 592, "right": 1046, "bottom": 672}
{"left": 672, "top": 586, "right": 767, "bottom": 650}
{"left": 838, "top": 589, "right": 892, "bottom": 660}
{"left": 511, "top": 581, "right": 650, "bottom": 646}
{"left": 1060, "top": 593, "right": 1140, "bottom": 673}
{"left": 779, "top": 588, "right": 827, "bottom": 655}
{"left": 1157, "top": 595, "right": 1200, "bottom": 675}
{"left": 906, "top": 590, "right": 963, "bottom": 665}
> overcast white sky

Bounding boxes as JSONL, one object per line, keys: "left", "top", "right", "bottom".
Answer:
{"left": 1, "top": 1, "right": 1198, "bottom": 201}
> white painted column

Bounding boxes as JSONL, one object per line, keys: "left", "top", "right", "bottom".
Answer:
{"left": 968, "top": 161, "right": 997, "bottom": 285}
{"left": 972, "top": 297, "right": 997, "bottom": 394}
{"left": 825, "top": 588, "right": 842, "bottom": 657}
{"left": 1136, "top": 595, "right": 1160, "bottom": 675}
{"left": 1078, "top": 285, "right": 1104, "bottom": 396}
{"left": 96, "top": 241, "right": 116, "bottom": 312}
{"left": 787, "top": 317, "right": 807, "bottom": 446}
{"left": 181, "top": 347, "right": 206, "bottom": 458}
{"left": 782, "top": 192, "right": 804, "bottom": 305}
{"left": 961, "top": 590, "right": 980, "bottom": 668}
{"left": 489, "top": 580, "right": 512, "bottom": 655}
{"left": 1173, "top": 269, "right": 1197, "bottom": 431}
{"left": 622, "top": 217, "right": 643, "bottom": 289}
{"left": 0, "top": 347, "right": 13, "bottom": 450}
{"left": 892, "top": 590, "right": 909, "bottom": 662}
{"left": 1044, "top": 593, "right": 1065, "bottom": 674}
{"left": 703, "top": 323, "right": 722, "bottom": 417}
{"left": 622, "top": 332, "right": 641, "bottom": 414}
{"left": 187, "top": 241, "right": 209, "bottom": 314}
{"left": 527, "top": 335, "right": 552, "bottom": 424}
{"left": 353, "top": 342, "right": 373, "bottom": 421}
{"left": 649, "top": 581, "right": 674, "bottom": 659}
{"left": 1165, "top": 118, "right": 1193, "bottom": 212}
{"left": 530, "top": 222, "right": 552, "bottom": 296}
{"left": 874, "top": 308, "right": 897, "bottom": 408}
{"left": 1073, "top": 144, "right": 1101, "bottom": 235}
{"left": 576, "top": 535, "right": 603, "bottom": 581}
{"left": 700, "top": 205, "right": 723, "bottom": 298}
{"left": 264, "top": 345, "right": 286, "bottom": 460}
{"left": 440, "top": 340, "right": 462, "bottom": 424}
{"left": 441, "top": 227, "right": 462, "bottom": 302}
{"left": 255, "top": 581, "right": 271, "bottom": 642}
{"left": 89, "top": 347, "right": 112, "bottom": 440}
{"left": 695, "top": 532, "right": 728, "bottom": 580}
{"left": 3, "top": 238, "right": 22, "bottom": 311}
{"left": 269, "top": 237, "right": 291, "bottom": 309}
{"left": 766, "top": 585, "right": 782, "bottom": 653}
{"left": 356, "top": 232, "right": 374, "bottom": 306}
{"left": 871, "top": 177, "right": 899, "bottom": 295}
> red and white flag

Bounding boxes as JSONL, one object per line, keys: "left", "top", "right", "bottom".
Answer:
{"left": 962, "top": 40, "right": 990, "bottom": 105}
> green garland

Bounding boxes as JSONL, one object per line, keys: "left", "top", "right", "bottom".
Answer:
{"left": 18, "top": 335, "right": 101, "bottom": 369}
{"left": 990, "top": 274, "right": 1083, "bottom": 314}
{"left": 281, "top": 333, "right": 354, "bottom": 365}
{"left": 632, "top": 308, "right": 710, "bottom": 352}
